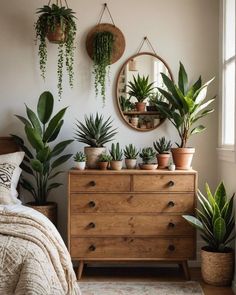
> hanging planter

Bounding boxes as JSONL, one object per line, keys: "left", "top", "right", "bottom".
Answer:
{"left": 86, "top": 4, "right": 125, "bottom": 105}
{"left": 35, "top": 0, "right": 77, "bottom": 100}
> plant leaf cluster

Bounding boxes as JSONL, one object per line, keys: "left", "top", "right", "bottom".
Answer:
{"left": 110, "top": 143, "right": 123, "bottom": 161}
{"left": 183, "top": 182, "right": 235, "bottom": 252}
{"left": 153, "top": 137, "right": 172, "bottom": 154}
{"left": 73, "top": 151, "right": 86, "bottom": 162}
{"left": 98, "top": 152, "right": 112, "bottom": 162}
{"left": 124, "top": 144, "right": 139, "bottom": 159}
{"left": 11, "top": 91, "right": 73, "bottom": 205}
{"left": 119, "top": 96, "right": 134, "bottom": 112}
{"left": 139, "top": 147, "right": 156, "bottom": 164}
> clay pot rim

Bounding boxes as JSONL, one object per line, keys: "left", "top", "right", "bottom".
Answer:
{"left": 111, "top": 160, "right": 123, "bottom": 163}
{"left": 125, "top": 158, "right": 137, "bottom": 160}
{"left": 157, "top": 153, "right": 171, "bottom": 156}
{"left": 201, "top": 246, "right": 234, "bottom": 254}
{"left": 171, "top": 147, "right": 195, "bottom": 153}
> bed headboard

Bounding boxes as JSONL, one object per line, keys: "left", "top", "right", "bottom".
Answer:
{"left": 0, "top": 137, "right": 19, "bottom": 155}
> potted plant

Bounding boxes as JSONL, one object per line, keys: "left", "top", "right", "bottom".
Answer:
{"left": 97, "top": 153, "right": 112, "bottom": 170}
{"left": 75, "top": 113, "right": 117, "bottom": 169}
{"left": 139, "top": 147, "right": 157, "bottom": 170}
{"left": 119, "top": 96, "right": 134, "bottom": 112}
{"left": 74, "top": 152, "right": 86, "bottom": 170}
{"left": 127, "top": 74, "right": 155, "bottom": 112}
{"left": 147, "top": 92, "right": 163, "bottom": 111}
{"left": 130, "top": 115, "right": 139, "bottom": 128}
{"left": 157, "top": 62, "right": 215, "bottom": 169}
{"left": 109, "top": 143, "right": 123, "bottom": 170}
{"left": 153, "top": 137, "right": 172, "bottom": 169}
{"left": 183, "top": 182, "right": 235, "bottom": 286}
{"left": 124, "top": 144, "right": 139, "bottom": 169}
{"left": 11, "top": 91, "right": 73, "bottom": 225}
{"left": 35, "top": 3, "right": 77, "bottom": 99}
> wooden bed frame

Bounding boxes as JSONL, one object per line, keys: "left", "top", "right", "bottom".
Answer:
{"left": 0, "top": 137, "right": 19, "bottom": 155}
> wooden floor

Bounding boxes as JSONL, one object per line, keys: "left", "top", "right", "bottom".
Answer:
{"left": 78, "top": 266, "right": 235, "bottom": 295}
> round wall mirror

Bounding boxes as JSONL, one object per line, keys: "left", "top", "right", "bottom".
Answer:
{"left": 116, "top": 52, "right": 173, "bottom": 131}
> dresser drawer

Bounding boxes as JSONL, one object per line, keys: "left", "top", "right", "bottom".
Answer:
{"left": 70, "top": 174, "right": 131, "bottom": 192}
{"left": 70, "top": 237, "right": 195, "bottom": 259}
{"left": 71, "top": 214, "right": 194, "bottom": 237}
{"left": 70, "top": 193, "right": 195, "bottom": 213}
{"left": 133, "top": 174, "right": 195, "bottom": 192}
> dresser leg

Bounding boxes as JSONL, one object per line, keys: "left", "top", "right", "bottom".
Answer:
{"left": 77, "top": 261, "right": 84, "bottom": 280}
{"left": 181, "top": 261, "right": 191, "bottom": 280}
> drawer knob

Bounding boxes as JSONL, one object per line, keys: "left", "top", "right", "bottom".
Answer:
{"left": 168, "top": 201, "right": 175, "bottom": 207}
{"left": 89, "top": 222, "right": 96, "bottom": 228}
{"left": 89, "top": 181, "right": 96, "bottom": 187}
{"left": 88, "top": 201, "right": 96, "bottom": 208}
{"left": 168, "top": 222, "right": 175, "bottom": 228}
{"left": 168, "top": 244, "right": 175, "bottom": 251}
{"left": 168, "top": 180, "right": 175, "bottom": 187}
{"left": 89, "top": 245, "right": 96, "bottom": 251}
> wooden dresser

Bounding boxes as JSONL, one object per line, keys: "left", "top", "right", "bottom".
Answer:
{"left": 68, "top": 169, "right": 197, "bottom": 280}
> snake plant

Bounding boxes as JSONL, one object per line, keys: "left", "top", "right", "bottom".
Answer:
{"left": 139, "top": 147, "right": 156, "bottom": 164}
{"left": 153, "top": 137, "right": 172, "bottom": 154}
{"left": 110, "top": 143, "right": 123, "bottom": 161}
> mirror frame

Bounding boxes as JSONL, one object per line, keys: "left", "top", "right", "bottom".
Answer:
{"left": 116, "top": 52, "right": 174, "bottom": 132}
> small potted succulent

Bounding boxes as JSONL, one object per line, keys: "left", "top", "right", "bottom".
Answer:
{"left": 75, "top": 113, "right": 117, "bottom": 169}
{"left": 139, "top": 147, "right": 157, "bottom": 170}
{"left": 147, "top": 92, "right": 163, "bottom": 111}
{"left": 124, "top": 144, "right": 139, "bottom": 169}
{"left": 98, "top": 153, "right": 112, "bottom": 170}
{"left": 127, "top": 74, "right": 155, "bottom": 112}
{"left": 74, "top": 152, "right": 86, "bottom": 170}
{"left": 130, "top": 115, "right": 139, "bottom": 128}
{"left": 153, "top": 137, "right": 172, "bottom": 169}
{"left": 109, "top": 143, "right": 123, "bottom": 170}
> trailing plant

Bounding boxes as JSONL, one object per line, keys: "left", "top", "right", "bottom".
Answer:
{"left": 110, "top": 143, "right": 123, "bottom": 161}
{"left": 127, "top": 74, "right": 155, "bottom": 103}
{"left": 157, "top": 62, "right": 215, "bottom": 148}
{"left": 139, "top": 147, "right": 156, "bottom": 164}
{"left": 98, "top": 153, "right": 112, "bottom": 162}
{"left": 119, "top": 96, "right": 134, "bottom": 112}
{"left": 153, "top": 137, "right": 172, "bottom": 154}
{"left": 75, "top": 113, "right": 117, "bottom": 147}
{"left": 11, "top": 91, "right": 73, "bottom": 205}
{"left": 93, "top": 31, "right": 114, "bottom": 104}
{"left": 35, "top": 3, "right": 77, "bottom": 99}
{"left": 124, "top": 144, "right": 139, "bottom": 159}
{"left": 183, "top": 182, "right": 235, "bottom": 253}
{"left": 74, "top": 151, "right": 86, "bottom": 162}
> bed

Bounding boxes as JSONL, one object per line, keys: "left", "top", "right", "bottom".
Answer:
{"left": 0, "top": 137, "right": 80, "bottom": 295}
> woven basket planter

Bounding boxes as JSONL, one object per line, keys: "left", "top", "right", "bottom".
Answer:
{"left": 27, "top": 202, "right": 57, "bottom": 227}
{"left": 201, "top": 247, "right": 234, "bottom": 286}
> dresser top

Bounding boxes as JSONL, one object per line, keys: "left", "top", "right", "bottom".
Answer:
{"left": 69, "top": 169, "right": 197, "bottom": 175}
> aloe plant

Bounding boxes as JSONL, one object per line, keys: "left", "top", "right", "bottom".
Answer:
{"left": 157, "top": 62, "right": 215, "bottom": 148}
{"left": 74, "top": 152, "right": 86, "bottom": 162}
{"left": 98, "top": 153, "right": 112, "bottom": 162}
{"left": 153, "top": 137, "right": 172, "bottom": 154}
{"left": 127, "top": 74, "right": 155, "bottom": 102}
{"left": 75, "top": 113, "right": 117, "bottom": 147}
{"left": 11, "top": 91, "right": 73, "bottom": 205}
{"left": 110, "top": 143, "right": 123, "bottom": 161}
{"left": 139, "top": 147, "right": 156, "bottom": 164}
{"left": 183, "top": 182, "right": 235, "bottom": 252}
{"left": 124, "top": 144, "right": 139, "bottom": 159}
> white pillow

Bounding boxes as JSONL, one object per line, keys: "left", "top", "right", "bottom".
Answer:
{"left": 0, "top": 151, "right": 25, "bottom": 205}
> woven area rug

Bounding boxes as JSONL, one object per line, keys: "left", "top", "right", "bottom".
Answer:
{"left": 79, "top": 281, "right": 204, "bottom": 295}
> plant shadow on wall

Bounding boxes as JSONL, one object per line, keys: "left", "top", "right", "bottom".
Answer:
{"left": 35, "top": 2, "right": 77, "bottom": 100}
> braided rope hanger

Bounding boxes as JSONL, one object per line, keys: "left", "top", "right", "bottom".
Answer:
{"left": 97, "top": 3, "right": 116, "bottom": 26}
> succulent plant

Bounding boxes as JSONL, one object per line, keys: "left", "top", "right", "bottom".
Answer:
{"left": 139, "top": 147, "right": 156, "bottom": 164}
{"left": 73, "top": 152, "right": 86, "bottom": 162}
{"left": 98, "top": 153, "right": 112, "bottom": 162}
{"left": 110, "top": 143, "right": 123, "bottom": 161}
{"left": 75, "top": 113, "right": 117, "bottom": 147}
{"left": 124, "top": 144, "right": 139, "bottom": 159}
{"left": 153, "top": 137, "right": 172, "bottom": 154}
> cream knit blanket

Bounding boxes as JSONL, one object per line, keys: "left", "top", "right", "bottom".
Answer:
{"left": 0, "top": 205, "right": 81, "bottom": 295}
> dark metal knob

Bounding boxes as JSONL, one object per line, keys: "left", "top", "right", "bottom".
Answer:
{"left": 89, "top": 222, "right": 96, "bottom": 228}
{"left": 168, "top": 244, "right": 175, "bottom": 251}
{"left": 168, "top": 180, "right": 175, "bottom": 187}
{"left": 168, "top": 201, "right": 175, "bottom": 207}
{"left": 168, "top": 222, "right": 175, "bottom": 228}
{"left": 89, "top": 245, "right": 96, "bottom": 251}
{"left": 88, "top": 201, "right": 96, "bottom": 208}
{"left": 89, "top": 181, "right": 96, "bottom": 187}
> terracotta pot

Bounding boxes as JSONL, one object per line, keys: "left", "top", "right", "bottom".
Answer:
{"left": 171, "top": 148, "right": 195, "bottom": 170}
{"left": 98, "top": 161, "right": 109, "bottom": 170}
{"left": 47, "top": 25, "right": 66, "bottom": 43}
{"left": 110, "top": 160, "right": 123, "bottom": 170}
{"left": 74, "top": 161, "right": 86, "bottom": 170}
{"left": 26, "top": 202, "right": 57, "bottom": 226}
{"left": 135, "top": 102, "right": 146, "bottom": 112}
{"left": 84, "top": 147, "right": 106, "bottom": 169}
{"left": 156, "top": 153, "right": 170, "bottom": 169}
{"left": 139, "top": 163, "right": 158, "bottom": 170}
{"left": 201, "top": 247, "right": 234, "bottom": 286}
{"left": 125, "top": 159, "right": 137, "bottom": 169}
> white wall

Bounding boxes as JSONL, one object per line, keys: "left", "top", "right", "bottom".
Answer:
{"left": 0, "top": 0, "right": 219, "bottom": 258}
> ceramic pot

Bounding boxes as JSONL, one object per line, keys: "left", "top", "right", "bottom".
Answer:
{"left": 139, "top": 163, "right": 158, "bottom": 170}
{"left": 156, "top": 153, "right": 170, "bottom": 169}
{"left": 125, "top": 159, "right": 137, "bottom": 169}
{"left": 201, "top": 247, "right": 234, "bottom": 286}
{"left": 47, "top": 25, "right": 66, "bottom": 43}
{"left": 135, "top": 102, "right": 146, "bottom": 112}
{"left": 84, "top": 147, "right": 106, "bottom": 169}
{"left": 110, "top": 160, "right": 123, "bottom": 170}
{"left": 74, "top": 161, "right": 86, "bottom": 170}
{"left": 26, "top": 202, "right": 57, "bottom": 226}
{"left": 131, "top": 117, "right": 139, "bottom": 128}
{"left": 98, "top": 161, "right": 109, "bottom": 170}
{"left": 171, "top": 148, "right": 195, "bottom": 170}
{"left": 168, "top": 164, "right": 176, "bottom": 171}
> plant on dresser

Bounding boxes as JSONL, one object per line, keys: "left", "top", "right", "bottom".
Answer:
{"left": 11, "top": 91, "right": 73, "bottom": 225}
{"left": 74, "top": 152, "right": 86, "bottom": 170}
{"left": 183, "top": 182, "right": 235, "bottom": 286}
{"left": 75, "top": 113, "right": 117, "bottom": 169}
{"left": 124, "top": 144, "right": 139, "bottom": 169}
{"left": 139, "top": 147, "right": 157, "bottom": 170}
{"left": 157, "top": 62, "right": 215, "bottom": 170}
{"left": 97, "top": 153, "right": 112, "bottom": 170}
{"left": 109, "top": 143, "right": 123, "bottom": 170}
{"left": 153, "top": 137, "right": 172, "bottom": 169}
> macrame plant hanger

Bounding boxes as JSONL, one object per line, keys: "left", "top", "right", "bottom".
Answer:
{"left": 47, "top": 0, "right": 69, "bottom": 7}
{"left": 97, "top": 3, "right": 116, "bottom": 26}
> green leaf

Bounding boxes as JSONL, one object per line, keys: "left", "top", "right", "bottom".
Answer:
{"left": 37, "top": 91, "right": 54, "bottom": 124}
{"left": 178, "top": 62, "right": 188, "bottom": 95}
{"left": 213, "top": 217, "right": 226, "bottom": 243}
{"left": 36, "top": 147, "right": 50, "bottom": 162}
{"left": 15, "top": 115, "right": 31, "bottom": 126}
{"left": 48, "top": 171, "right": 64, "bottom": 180}
{"left": 47, "top": 182, "right": 62, "bottom": 193}
{"left": 182, "top": 215, "right": 204, "bottom": 232}
{"left": 30, "top": 159, "right": 43, "bottom": 173}
{"left": 48, "top": 120, "right": 64, "bottom": 142}
{"left": 190, "top": 125, "right": 206, "bottom": 135}
{"left": 205, "top": 183, "right": 216, "bottom": 207}
{"left": 25, "top": 104, "right": 42, "bottom": 136}
{"left": 25, "top": 125, "right": 44, "bottom": 151}
{"left": 214, "top": 182, "right": 226, "bottom": 210}
{"left": 51, "top": 140, "right": 73, "bottom": 157}
{"left": 20, "top": 162, "right": 34, "bottom": 175}
{"left": 51, "top": 154, "right": 72, "bottom": 169}
{"left": 11, "top": 134, "right": 34, "bottom": 159}
{"left": 20, "top": 178, "right": 36, "bottom": 198}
